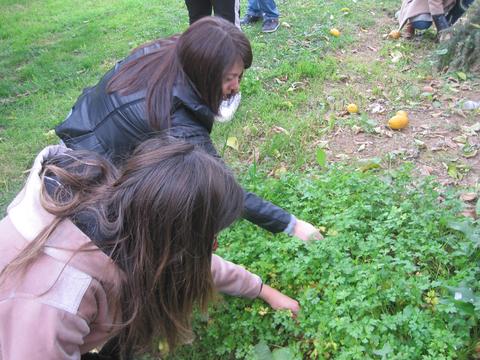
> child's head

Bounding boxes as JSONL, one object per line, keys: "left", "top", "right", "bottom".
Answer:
{"left": 38, "top": 138, "right": 244, "bottom": 354}
{"left": 116, "top": 137, "right": 243, "bottom": 245}
{"left": 177, "top": 16, "right": 252, "bottom": 111}
{"left": 108, "top": 16, "right": 252, "bottom": 130}
{"left": 104, "top": 138, "right": 244, "bottom": 352}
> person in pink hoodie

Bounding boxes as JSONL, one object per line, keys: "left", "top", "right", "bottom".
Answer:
{"left": 0, "top": 138, "right": 299, "bottom": 360}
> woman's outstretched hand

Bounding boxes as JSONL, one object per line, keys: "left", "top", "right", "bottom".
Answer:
{"left": 293, "top": 219, "right": 323, "bottom": 242}
{"left": 259, "top": 284, "right": 300, "bottom": 315}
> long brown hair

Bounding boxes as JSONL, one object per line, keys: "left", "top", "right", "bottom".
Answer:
{"left": 107, "top": 16, "right": 252, "bottom": 130}
{"left": 2, "top": 138, "right": 244, "bottom": 357}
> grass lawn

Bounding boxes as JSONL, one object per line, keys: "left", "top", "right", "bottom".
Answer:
{"left": 1, "top": 0, "right": 479, "bottom": 358}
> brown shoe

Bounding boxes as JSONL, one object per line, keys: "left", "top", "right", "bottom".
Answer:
{"left": 404, "top": 22, "right": 415, "bottom": 39}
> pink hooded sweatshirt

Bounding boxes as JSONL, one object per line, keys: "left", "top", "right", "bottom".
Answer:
{"left": 0, "top": 146, "right": 262, "bottom": 359}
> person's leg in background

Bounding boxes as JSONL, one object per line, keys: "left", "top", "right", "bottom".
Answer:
{"left": 427, "top": 0, "right": 450, "bottom": 32}
{"left": 241, "top": 0, "right": 280, "bottom": 33}
{"left": 185, "top": 0, "right": 212, "bottom": 25}
{"left": 212, "top": 0, "right": 241, "bottom": 28}
{"left": 241, "top": 0, "right": 263, "bottom": 26}
{"left": 446, "top": 0, "right": 475, "bottom": 25}
{"left": 258, "top": 0, "right": 280, "bottom": 33}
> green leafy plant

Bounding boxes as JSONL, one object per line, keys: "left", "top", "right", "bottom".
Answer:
{"left": 168, "top": 166, "right": 480, "bottom": 359}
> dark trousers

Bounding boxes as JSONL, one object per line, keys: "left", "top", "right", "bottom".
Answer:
{"left": 446, "top": 0, "right": 474, "bottom": 25}
{"left": 185, "top": 0, "right": 239, "bottom": 27}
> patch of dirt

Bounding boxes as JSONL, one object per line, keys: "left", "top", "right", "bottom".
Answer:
{"left": 323, "top": 12, "right": 480, "bottom": 188}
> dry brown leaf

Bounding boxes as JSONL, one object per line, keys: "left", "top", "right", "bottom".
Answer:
{"left": 272, "top": 126, "right": 289, "bottom": 135}
{"left": 460, "top": 192, "right": 478, "bottom": 202}
{"left": 420, "top": 165, "right": 434, "bottom": 176}
{"left": 357, "top": 144, "right": 366, "bottom": 152}
{"left": 336, "top": 153, "right": 350, "bottom": 160}
{"left": 273, "top": 166, "right": 288, "bottom": 178}
{"left": 373, "top": 126, "right": 383, "bottom": 134}
{"left": 452, "top": 135, "right": 468, "bottom": 144}
{"left": 352, "top": 125, "right": 363, "bottom": 134}
{"left": 444, "top": 138, "right": 458, "bottom": 149}
{"left": 460, "top": 207, "right": 477, "bottom": 219}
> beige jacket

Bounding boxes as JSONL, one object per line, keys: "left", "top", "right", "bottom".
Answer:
{"left": 398, "top": 0, "right": 456, "bottom": 29}
{"left": 0, "top": 146, "right": 262, "bottom": 359}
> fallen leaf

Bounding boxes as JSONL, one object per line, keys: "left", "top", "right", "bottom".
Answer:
{"left": 461, "top": 144, "right": 478, "bottom": 158}
{"left": 452, "top": 135, "right": 467, "bottom": 144}
{"left": 287, "top": 81, "right": 307, "bottom": 92}
{"left": 357, "top": 157, "right": 382, "bottom": 172}
{"left": 336, "top": 153, "right": 350, "bottom": 160}
{"left": 352, "top": 125, "right": 363, "bottom": 134}
{"left": 226, "top": 136, "right": 239, "bottom": 151}
{"left": 457, "top": 71, "right": 467, "bottom": 81}
{"left": 272, "top": 126, "right": 289, "bottom": 135}
{"left": 390, "top": 50, "right": 403, "bottom": 63}
{"left": 44, "top": 129, "right": 56, "bottom": 137}
{"left": 282, "top": 22, "right": 291, "bottom": 28}
{"left": 460, "top": 207, "right": 477, "bottom": 219}
{"left": 414, "top": 139, "right": 426, "bottom": 148}
{"left": 373, "top": 126, "right": 384, "bottom": 134}
{"left": 419, "top": 165, "right": 434, "bottom": 176}
{"left": 461, "top": 123, "right": 480, "bottom": 135}
{"left": 367, "top": 102, "right": 386, "bottom": 114}
{"left": 444, "top": 138, "right": 458, "bottom": 149}
{"left": 273, "top": 166, "right": 287, "bottom": 178}
{"left": 460, "top": 193, "right": 478, "bottom": 202}
{"left": 470, "top": 123, "right": 480, "bottom": 132}
{"left": 447, "top": 162, "right": 462, "bottom": 180}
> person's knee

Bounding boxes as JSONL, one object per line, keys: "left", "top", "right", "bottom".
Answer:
{"left": 412, "top": 20, "right": 432, "bottom": 30}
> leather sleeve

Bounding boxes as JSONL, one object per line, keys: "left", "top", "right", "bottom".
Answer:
{"left": 168, "top": 125, "right": 292, "bottom": 233}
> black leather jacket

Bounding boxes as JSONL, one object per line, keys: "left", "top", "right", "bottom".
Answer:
{"left": 55, "top": 46, "right": 292, "bottom": 233}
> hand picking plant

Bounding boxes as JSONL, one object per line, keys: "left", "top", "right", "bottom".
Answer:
{"left": 166, "top": 165, "right": 480, "bottom": 360}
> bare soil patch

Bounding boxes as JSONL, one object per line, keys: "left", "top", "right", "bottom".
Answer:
{"left": 323, "top": 12, "right": 480, "bottom": 188}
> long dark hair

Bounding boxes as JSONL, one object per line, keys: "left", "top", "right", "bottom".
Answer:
{"left": 107, "top": 16, "right": 252, "bottom": 130}
{"left": 2, "top": 138, "right": 244, "bottom": 357}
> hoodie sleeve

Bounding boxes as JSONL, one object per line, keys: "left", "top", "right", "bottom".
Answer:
{"left": 211, "top": 254, "right": 262, "bottom": 299}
